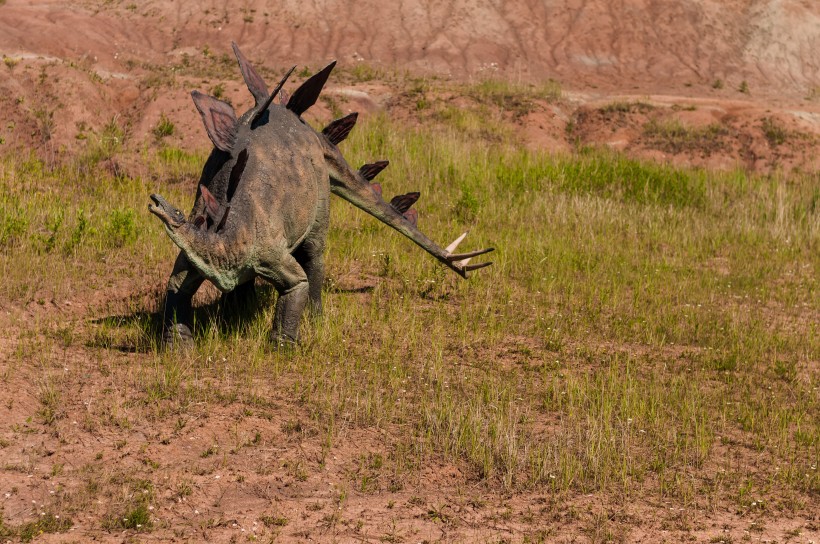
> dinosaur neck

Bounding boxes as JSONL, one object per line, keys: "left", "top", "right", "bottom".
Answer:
{"left": 166, "top": 224, "right": 243, "bottom": 292}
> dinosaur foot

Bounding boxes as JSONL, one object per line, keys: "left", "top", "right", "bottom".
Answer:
{"left": 162, "top": 323, "right": 195, "bottom": 351}
{"left": 269, "top": 332, "right": 298, "bottom": 353}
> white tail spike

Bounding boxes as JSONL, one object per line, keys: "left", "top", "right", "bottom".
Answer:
{"left": 445, "top": 231, "right": 469, "bottom": 254}
{"left": 445, "top": 248, "right": 493, "bottom": 261}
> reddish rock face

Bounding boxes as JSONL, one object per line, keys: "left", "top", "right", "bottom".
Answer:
{"left": 0, "top": 1, "right": 817, "bottom": 174}
{"left": 1, "top": 0, "right": 817, "bottom": 97}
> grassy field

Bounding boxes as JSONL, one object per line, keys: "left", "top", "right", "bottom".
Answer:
{"left": 0, "top": 101, "right": 818, "bottom": 541}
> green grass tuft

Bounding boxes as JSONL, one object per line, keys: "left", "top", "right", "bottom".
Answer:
{"left": 16, "top": 513, "right": 73, "bottom": 543}
{"left": 643, "top": 119, "right": 728, "bottom": 154}
{"left": 152, "top": 114, "right": 175, "bottom": 140}
{"left": 761, "top": 117, "right": 788, "bottom": 146}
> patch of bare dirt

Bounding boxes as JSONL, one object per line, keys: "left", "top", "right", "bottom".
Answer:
{"left": 563, "top": 95, "right": 820, "bottom": 172}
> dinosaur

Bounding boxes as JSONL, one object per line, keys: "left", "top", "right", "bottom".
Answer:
{"left": 149, "top": 42, "right": 494, "bottom": 347}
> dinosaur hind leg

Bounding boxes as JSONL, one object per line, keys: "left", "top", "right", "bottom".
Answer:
{"left": 162, "top": 251, "right": 205, "bottom": 349}
{"left": 258, "top": 252, "right": 310, "bottom": 345}
{"left": 294, "top": 238, "right": 326, "bottom": 318}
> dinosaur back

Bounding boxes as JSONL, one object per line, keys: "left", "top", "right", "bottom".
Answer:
{"left": 224, "top": 106, "right": 329, "bottom": 250}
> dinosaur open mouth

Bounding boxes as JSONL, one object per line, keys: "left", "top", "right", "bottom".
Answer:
{"left": 148, "top": 194, "right": 185, "bottom": 228}
{"left": 147, "top": 194, "right": 165, "bottom": 219}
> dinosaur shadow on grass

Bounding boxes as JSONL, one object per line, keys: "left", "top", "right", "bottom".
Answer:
{"left": 89, "top": 282, "right": 275, "bottom": 353}
{"left": 89, "top": 280, "right": 375, "bottom": 353}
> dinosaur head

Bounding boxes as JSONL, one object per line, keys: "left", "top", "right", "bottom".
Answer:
{"left": 148, "top": 194, "right": 187, "bottom": 230}
{"left": 148, "top": 193, "right": 210, "bottom": 261}
{"left": 149, "top": 193, "right": 239, "bottom": 292}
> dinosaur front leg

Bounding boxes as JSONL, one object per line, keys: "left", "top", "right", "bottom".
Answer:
{"left": 259, "top": 252, "right": 310, "bottom": 346}
{"left": 162, "top": 251, "right": 204, "bottom": 348}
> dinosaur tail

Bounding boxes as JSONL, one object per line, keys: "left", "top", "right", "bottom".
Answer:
{"left": 323, "top": 143, "right": 493, "bottom": 278}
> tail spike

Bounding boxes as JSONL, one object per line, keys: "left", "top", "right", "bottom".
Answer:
{"left": 445, "top": 247, "right": 494, "bottom": 261}
{"left": 445, "top": 231, "right": 469, "bottom": 253}
{"left": 463, "top": 261, "right": 493, "bottom": 273}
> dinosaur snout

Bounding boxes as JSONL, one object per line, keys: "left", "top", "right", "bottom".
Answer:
{"left": 148, "top": 194, "right": 186, "bottom": 228}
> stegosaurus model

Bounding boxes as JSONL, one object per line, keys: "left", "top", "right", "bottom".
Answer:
{"left": 149, "top": 43, "right": 493, "bottom": 346}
